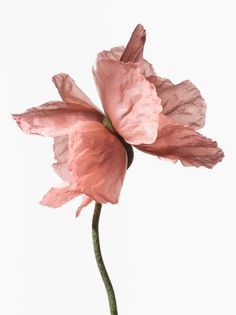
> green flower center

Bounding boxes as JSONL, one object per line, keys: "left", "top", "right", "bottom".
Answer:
{"left": 102, "top": 117, "right": 134, "bottom": 169}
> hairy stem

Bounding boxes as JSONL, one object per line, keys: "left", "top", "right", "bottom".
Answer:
{"left": 92, "top": 202, "right": 118, "bottom": 315}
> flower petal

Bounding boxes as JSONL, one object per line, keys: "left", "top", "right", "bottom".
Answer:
{"left": 120, "top": 24, "right": 155, "bottom": 77}
{"left": 120, "top": 24, "right": 146, "bottom": 63}
{"left": 76, "top": 195, "right": 93, "bottom": 217}
{"left": 13, "top": 101, "right": 103, "bottom": 137}
{"left": 97, "top": 46, "right": 124, "bottom": 61}
{"left": 40, "top": 184, "right": 80, "bottom": 208}
{"left": 52, "top": 135, "right": 69, "bottom": 181}
{"left": 93, "top": 60, "right": 162, "bottom": 145}
{"left": 68, "top": 121, "right": 127, "bottom": 204}
{"left": 148, "top": 76, "right": 206, "bottom": 130}
{"left": 136, "top": 114, "right": 224, "bottom": 168}
{"left": 52, "top": 73, "right": 103, "bottom": 114}
{"left": 40, "top": 184, "right": 92, "bottom": 215}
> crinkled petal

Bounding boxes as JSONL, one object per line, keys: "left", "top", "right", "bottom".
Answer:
{"left": 12, "top": 101, "right": 103, "bottom": 137}
{"left": 52, "top": 73, "right": 103, "bottom": 114}
{"left": 68, "top": 121, "right": 127, "bottom": 204}
{"left": 40, "top": 185, "right": 92, "bottom": 214}
{"left": 93, "top": 59, "right": 162, "bottom": 145}
{"left": 52, "top": 135, "right": 69, "bottom": 181}
{"left": 147, "top": 76, "right": 206, "bottom": 130}
{"left": 141, "top": 58, "right": 156, "bottom": 78}
{"left": 136, "top": 114, "right": 224, "bottom": 168}
{"left": 147, "top": 75, "right": 173, "bottom": 90}
{"left": 76, "top": 195, "right": 93, "bottom": 217}
{"left": 40, "top": 184, "right": 80, "bottom": 208}
{"left": 97, "top": 46, "right": 124, "bottom": 61}
{"left": 120, "top": 24, "right": 155, "bottom": 77}
{"left": 120, "top": 24, "right": 146, "bottom": 63}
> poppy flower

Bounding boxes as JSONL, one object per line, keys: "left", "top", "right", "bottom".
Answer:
{"left": 12, "top": 24, "right": 223, "bottom": 216}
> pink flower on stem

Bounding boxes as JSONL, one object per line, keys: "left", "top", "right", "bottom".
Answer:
{"left": 13, "top": 24, "right": 223, "bottom": 217}
{"left": 12, "top": 25, "right": 224, "bottom": 315}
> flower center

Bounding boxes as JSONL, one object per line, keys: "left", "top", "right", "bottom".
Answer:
{"left": 102, "top": 117, "right": 134, "bottom": 169}
{"left": 102, "top": 117, "right": 116, "bottom": 134}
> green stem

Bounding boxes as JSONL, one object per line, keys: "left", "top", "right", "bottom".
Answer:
{"left": 92, "top": 202, "right": 118, "bottom": 315}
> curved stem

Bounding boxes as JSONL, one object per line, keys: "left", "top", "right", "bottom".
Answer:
{"left": 92, "top": 202, "right": 118, "bottom": 315}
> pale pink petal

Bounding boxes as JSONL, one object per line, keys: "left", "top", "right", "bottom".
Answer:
{"left": 68, "top": 121, "right": 127, "bottom": 204}
{"left": 93, "top": 59, "right": 162, "bottom": 145}
{"left": 76, "top": 195, "right": 93, "bottom": 217}
{"left": 141, "top": 59, "right": 156, "bottom": 78}
{"left": 52, "top": 73, "right": 103, "bottom": 114}
{"left": 147, "top": 76, "right": 206, "bottom": 130}
{"left": 147, "top": 75, "right": 173, "bottom": 90}
{"left": 97, "top": 46, "right": 124, "bottom": 61}
{"left": 40, "top": 185, "right": 80, "bottom": 208}
{"left": 12, "top": 101, "right": 103, "bottom": 137}
{"left": 52, "top": 135, "right": 69, "bottom": 181}
{"left": 136, "top": 114, "right": 224, "bottom": 168}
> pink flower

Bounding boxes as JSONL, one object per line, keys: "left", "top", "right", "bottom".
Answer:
{"left": 13, "top": 25, "right": 223, "bottom": 216}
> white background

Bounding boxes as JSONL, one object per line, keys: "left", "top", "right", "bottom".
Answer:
{"left": 0, "top": 1, "right": 235, "bottom": 314}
